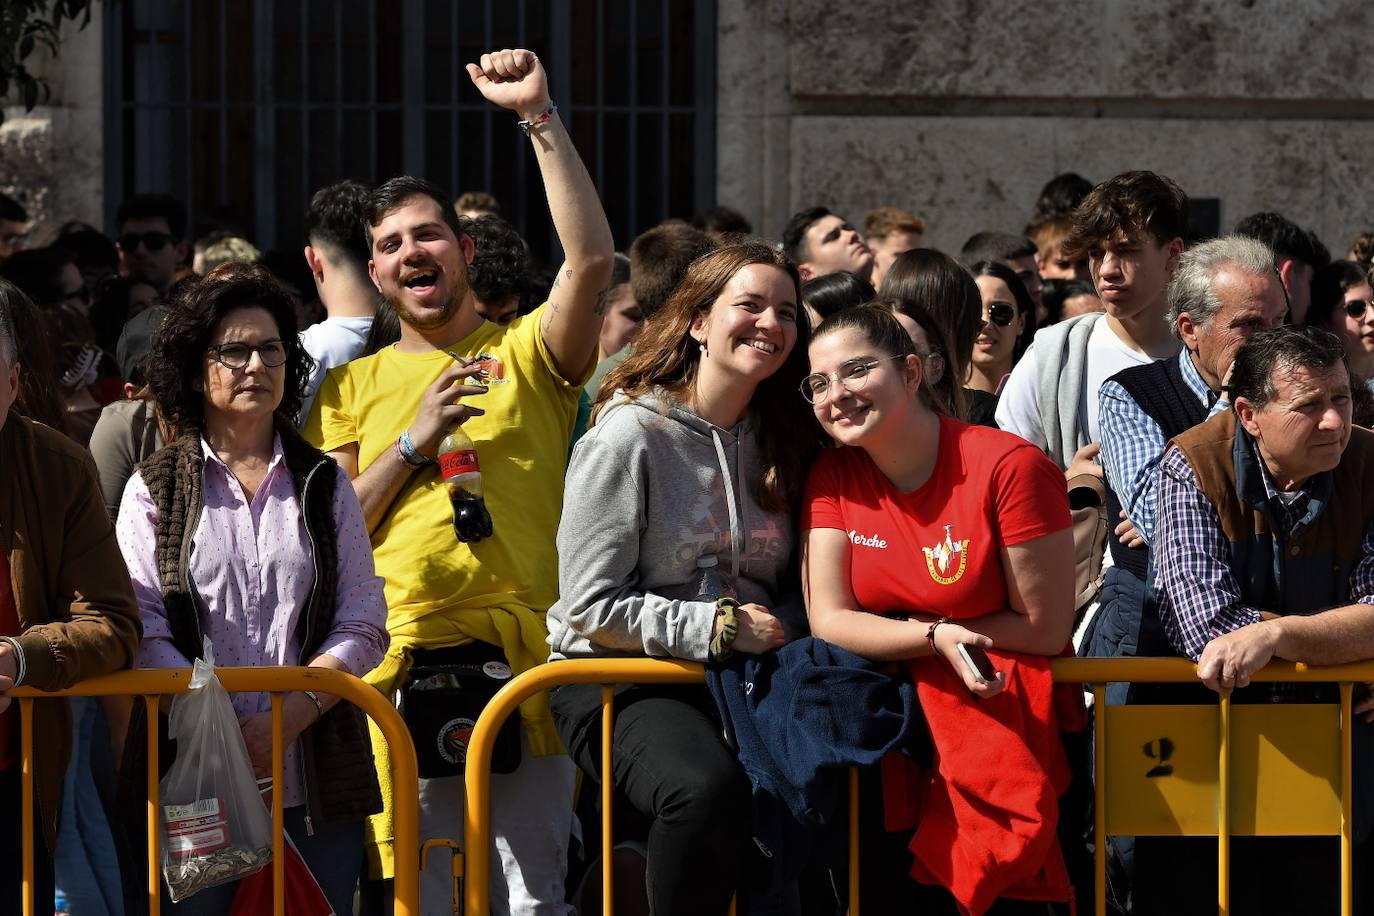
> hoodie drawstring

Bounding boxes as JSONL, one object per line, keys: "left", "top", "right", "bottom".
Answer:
{"left": 711, "top": 428, "right": 743, "bottom": 580}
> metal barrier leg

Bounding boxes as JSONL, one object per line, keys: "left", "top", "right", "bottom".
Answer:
{"left": 1218, "top": 693, "right": 1231, "bottom": 916}
{"left": 601, "top": 685, "right": 615, "bottom": 916}
{"left": 420, "top": 838, "right": 463, "bottom": 911}
{"left": 145, "top": 694, "right": 161, "bottom": 916}
{"left": 1342, "top": 683, "right": 1354, "bottom": 916}
{"left": 1092, "top": 684, "right": 1105, "bottom": 916}
{"left": 271, "top": 692, "right": 286, "bottom": 916}
{"left": 20, "top": 698, "right": 33, "bottom": 916}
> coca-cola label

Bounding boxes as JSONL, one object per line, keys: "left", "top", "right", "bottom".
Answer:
{"left": 440, "top": 449, "right": 480, "bottom": 478}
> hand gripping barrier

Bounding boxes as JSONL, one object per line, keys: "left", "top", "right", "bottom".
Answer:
{"left": 10, "top": 667, "right": 420, "bottom": 916}
{"left": 463, "top": 656, "right": 1374, "bottom": 916}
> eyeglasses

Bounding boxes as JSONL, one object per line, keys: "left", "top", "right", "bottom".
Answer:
{"left": 982, "top": 301, "right": 1016, "bottom": 327}
{"left": 1344, "top": 299, "right": 1374, "bottom": 319}
{"left": 64, "top": 285, "right": 91, "bottom": 306}
{"left": 118, "top": 231, "right": 173, "bottom": 253}
{"left": 800, "top": 355, "right": 905, "bottom": 404}
{"left": 207, "top": 342, "right": 287, "bottom": 369}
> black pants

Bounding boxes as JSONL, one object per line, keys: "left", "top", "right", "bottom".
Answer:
{"left": 1133, "top": 835, "right": 1374, "bottom": 915}
{"left": 552, "top": 683, "right": 751, "bottom": 916}
{"left": 0, "top": 762, "right": 55, "bottom": 916}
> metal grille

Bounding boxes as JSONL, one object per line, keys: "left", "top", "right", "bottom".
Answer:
{"left": 103, "top": 0, "right": 717, "bottom": 260}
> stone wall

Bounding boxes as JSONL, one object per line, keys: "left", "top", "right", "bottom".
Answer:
{"left": 718, "top": 0, "right": 1374, "bottom": 255}
{"left": 0, "top": 7, "right": 104, "bottom": 243}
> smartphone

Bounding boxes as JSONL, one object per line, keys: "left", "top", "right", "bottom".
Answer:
{"left": 955, "top": 643, "right": 998, "bottom": 684}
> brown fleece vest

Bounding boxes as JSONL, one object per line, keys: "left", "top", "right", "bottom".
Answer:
{"left": 1171, "top": 410, "right": 1374, "bottom": 616}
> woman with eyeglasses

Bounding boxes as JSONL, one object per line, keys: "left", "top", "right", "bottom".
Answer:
{"left": 967, "top": 261, "right": 1035, "bottom": 399}
{"left": 801, "top": 304, "right": 1084, "bottom": 914}
{"left": 115, "top": 262, "right": 388, "bottom": 914}
{"left": 547, "top": 242, "right": 821, "bottom": 915}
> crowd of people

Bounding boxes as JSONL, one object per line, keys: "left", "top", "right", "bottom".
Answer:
{"left": 5, "top": 44, "right": 1374, "bottom": 916}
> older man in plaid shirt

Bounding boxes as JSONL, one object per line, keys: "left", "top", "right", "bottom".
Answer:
{"left": 1088, "top": 237, "right": 1288, "bottom": 666}
{"left": 1139, "top": 325, "right": 1374, "bottom": 916}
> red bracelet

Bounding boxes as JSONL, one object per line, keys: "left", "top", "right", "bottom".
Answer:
{"left": 926, "top": 616, "right": 951, "bottom": 656}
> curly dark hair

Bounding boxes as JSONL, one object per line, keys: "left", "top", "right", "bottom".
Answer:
{"left": 464, "top": 215, "right": 530, "bottom": 304}
{"left": 147, "top": 262, "right": 313, "bottom": 432}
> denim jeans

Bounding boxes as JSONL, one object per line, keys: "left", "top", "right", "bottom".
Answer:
{"left": 53, "top": 696, "right": 124, "bottom": 916}
{"left": 552, "top": 682, "right": 751, "bottom": 916}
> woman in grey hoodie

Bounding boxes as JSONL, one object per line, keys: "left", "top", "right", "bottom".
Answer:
{"left": 547, "top": 242, "right": 821, "bottom": 916}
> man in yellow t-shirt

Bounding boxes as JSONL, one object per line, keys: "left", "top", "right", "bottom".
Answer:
{"left": 304, "top": 48, "right": 614, "bottom": 916}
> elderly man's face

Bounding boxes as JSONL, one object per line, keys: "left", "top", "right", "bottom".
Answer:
{"left": 1237, "top": 361, "right": 1352, "bottom": 489}
{"left": 1185, "top": 268, "right": 1288, "bottom": 391}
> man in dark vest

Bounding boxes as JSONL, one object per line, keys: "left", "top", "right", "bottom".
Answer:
{"left": 1088, "top": 237, "right": 1288, "bottom": 663}
{"left": 1139, "top": 325, "right": 1374, "bottom": 915}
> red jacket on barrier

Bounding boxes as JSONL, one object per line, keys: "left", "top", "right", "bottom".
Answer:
{"left": 884, "top": 649, "right": 1086, "bottom": 916}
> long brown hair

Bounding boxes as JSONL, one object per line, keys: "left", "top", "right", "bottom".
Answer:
{"left": 879, "top": 248, "right": 981, "bottom": 419}
{"left": 593, "top": 241, "right": 820, "bottom": 513}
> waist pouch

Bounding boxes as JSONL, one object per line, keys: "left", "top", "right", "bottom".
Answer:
{"left": 401, "top": 642, "right": 521, "bottom": 778}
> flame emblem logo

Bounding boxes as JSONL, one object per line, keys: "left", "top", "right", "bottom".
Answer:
{"left": 922, "top": 524, "right": 970, "bottom": 585}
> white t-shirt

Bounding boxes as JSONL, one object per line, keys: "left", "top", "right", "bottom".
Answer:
{"left": 298, "top": 315, "right": 374, "bottom": 427}
{"left": 995, "top": 316, "right": 1158, "bottom": 451}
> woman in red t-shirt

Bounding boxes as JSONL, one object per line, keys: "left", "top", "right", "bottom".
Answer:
{"left": 801, "top": 304, "right": 1081, "bottom": 915}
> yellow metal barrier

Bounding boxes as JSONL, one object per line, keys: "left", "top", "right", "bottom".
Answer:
{"left": 462, "top": 655, "right": 1374, "bottom": 916}
{"left": 11, "top": 667, "right": 420, "bottom": 916}
{"left": 1055, "top": 656, "right": 1367, "bottom": 916}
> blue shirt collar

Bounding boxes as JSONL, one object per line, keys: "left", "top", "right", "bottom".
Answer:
{"left": 1179, "top": 349, "right": 1215, "bottom": 406}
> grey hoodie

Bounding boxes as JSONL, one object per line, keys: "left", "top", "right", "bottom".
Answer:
{"left": 547, "top": 391, "right": 795, "bottom": 661}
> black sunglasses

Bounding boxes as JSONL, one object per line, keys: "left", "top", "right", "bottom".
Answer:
{"left": 118, "top": 231, "right": 173, "bottom": 253}
{"left": 983, "top": 301, "right": 1016, "bottom": 327}
{"left": 1345, "top": 299, "right": 1373, "bottom": 319}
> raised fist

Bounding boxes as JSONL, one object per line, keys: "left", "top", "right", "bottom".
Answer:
{"left": 465, "top": 48, "right": 551, "bottom": 120}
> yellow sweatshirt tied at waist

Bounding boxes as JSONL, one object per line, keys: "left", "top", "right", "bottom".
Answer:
{"left": 363, "top": 599, "right": 563, "bottom": 880}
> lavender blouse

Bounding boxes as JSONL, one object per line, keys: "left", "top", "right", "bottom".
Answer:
{"left": 117, "top": 437, "right": 388, "bottom": 808}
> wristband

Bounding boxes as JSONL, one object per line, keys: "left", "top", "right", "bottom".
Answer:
{"left": 709, "top": 597, "right": 740, "bottom": 662}
{"left": 302, "top": 689, "right": 325, "bottom": 721}
{"left": 397, "top": 429, "right": 432, "bottom": 468}
{"left": 0, "top": 636, "right": 26, "bottom": 687}
{"left": 517, "top": 102, "right": 557, "bottom": 136}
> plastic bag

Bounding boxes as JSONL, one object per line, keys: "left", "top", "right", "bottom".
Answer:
{"left": 159, "top": 639, "right": 274, "bottom": 902}
{"left": 229, "top": 831, "right": 335, "bottom": 916}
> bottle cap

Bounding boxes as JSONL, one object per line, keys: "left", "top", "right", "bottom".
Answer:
{"left": 696, "top": 555, "right": 718, "bottom": 569}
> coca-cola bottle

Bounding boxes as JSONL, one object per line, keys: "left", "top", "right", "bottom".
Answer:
{"left": 694, "top": 555, "right": 737, "bottom": 601}
{"left": 438, "top": 425, "right": 494, "bottom": 543}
